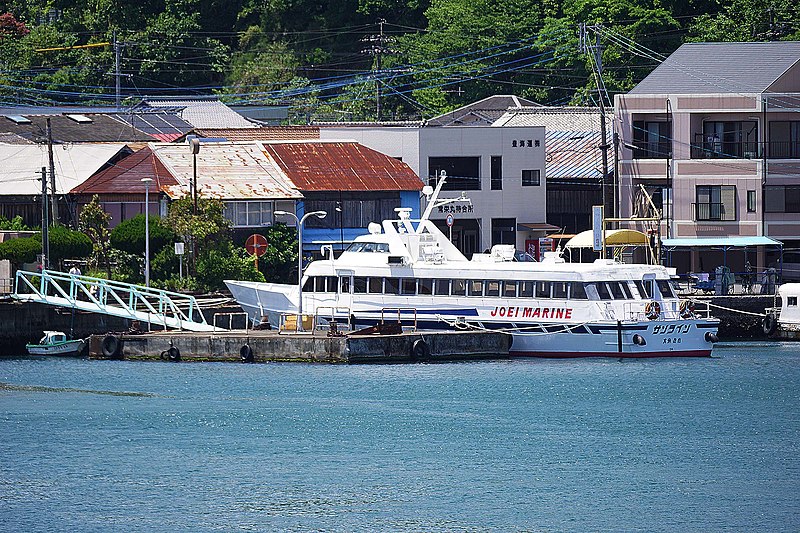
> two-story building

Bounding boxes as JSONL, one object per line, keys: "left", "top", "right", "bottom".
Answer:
{"left": 615, "top": 42, "right": 800, "bottom": 275}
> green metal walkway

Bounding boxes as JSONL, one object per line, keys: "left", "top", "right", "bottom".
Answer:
{"left": 12, "top": 269, "right": 217, "bottom": 332}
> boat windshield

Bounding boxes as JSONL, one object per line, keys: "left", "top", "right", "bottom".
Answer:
{"left": 345, "top": 242, "right": 390, "bottom": 253}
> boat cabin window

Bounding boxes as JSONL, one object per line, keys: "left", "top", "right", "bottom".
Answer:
{"left": 486, "top": 280, "right": 501, "bottom": 297}
{"left": 384, "top": 277, "right": 400, "bottom": 294}
{"left": 788, "top": 296, "right": 798, "bottom": 306}
{"left": 303, "top": 278, "right": 313, "bottom": 292}
{"left": 452, "top": 279, "right": 466, "bottom": 296}
{"left": 595, "top": 282, "right": 612, "bottom": 300}
{"left": 620, "top": 281, "right": 633, "bottom": 299}
{"left": 354, "top": 276, "right": 367, "bottom": 293}
{"left": 536, "top": 281, "right": 551, "bottom": 298}
{"left": 608, "top": 281, "right": 624, "bottom": 299}
{"left": 519, "top": 281, "right": 534, "bottom": 298}
{"left": 635, "top": 280, "right": 653, "bottom": 299}
{"left": 340, "top": 276, "right": 351, "bottom": 294}
{"left": 503, "top": 281, "right": 517, "bottom": 298}
{"left": 368, "top": 277, "right": 383, "bottom": 293}
{"left": 401, "top": 278, "right": 417, "bottom": 295}
{"left": 346, "top": 242, "right": 390, "bottom": 253}
{"left": 434, "top": 279, "right": 450, "bottom": 296}
{"left": 656, "top": 280, "right": 675, "bottom": 298}
{"left": 570, "top": 282, "right": 588, "bottom": 300}
{"left": 419, "top": 279, "right": 433, "bottom": 295}
{"left": 468, "top": 280, "right": 483, "bottom": 297}
{"left": 553, "top": 281, "right": 568, "bottom": 299}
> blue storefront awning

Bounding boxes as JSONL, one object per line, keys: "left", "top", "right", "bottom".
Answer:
{"left": 662, "top": 236, "right": 782, "bottom": 248}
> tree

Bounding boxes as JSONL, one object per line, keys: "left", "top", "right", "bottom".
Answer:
{"left": 110, "top": 214, "right": 175, "bottom": 256}
{"left": 257, "top": 223, "right": 298, "bottom": 284}
{"left": 196, "top": 241, "right": 264, "bottom": 292}
{"left": 0, "top": 236, "right": 39, "bottom": 264}
{"left": 47, "top": 225, "right": 93, "bottom": 267}
{"left": 79, "top": 195, "right": 112, "bottom": 275}
{"left": 689, "top": 0, "right": 800, "bottom": 42}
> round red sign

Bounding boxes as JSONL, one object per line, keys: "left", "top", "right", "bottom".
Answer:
{"left": 245, "top": 234, "right": 268, "bottom": 256}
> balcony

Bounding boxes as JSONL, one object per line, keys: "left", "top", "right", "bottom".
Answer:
{"left": 690, "top": 136, "right": 800, "bottom": 160}
{"left": 693, "top": 202, "right": 735, "bottom": 221}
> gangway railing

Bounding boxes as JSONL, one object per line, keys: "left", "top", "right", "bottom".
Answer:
{"left": 12, "top": 269, "right": 217, "bottom": 332}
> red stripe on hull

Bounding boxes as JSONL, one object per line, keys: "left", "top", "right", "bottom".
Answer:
{"left": 510, "top": 350, "right": 713, "bottom": 359}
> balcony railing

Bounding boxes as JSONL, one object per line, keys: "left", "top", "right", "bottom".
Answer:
{"left": 690, "top": 136, "right": 800, "bottom": 159}
{"left": 693, "top": 202, "right": 736, "bottom": 221}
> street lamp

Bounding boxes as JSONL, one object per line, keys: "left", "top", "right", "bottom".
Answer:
{"left": 141, "top": 178, "right": 153, "bottom": 287}
{"left": 274, "top": 209, "right": 327, "bottom": 331}
{"left": 190, "top": 138, "right": 200, "bottom": 215}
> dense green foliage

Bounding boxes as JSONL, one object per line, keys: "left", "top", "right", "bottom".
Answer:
{"left": 1, "top": 0, "right": 797, "bottom": 119}
{"left": 256, "top": 223, "right": 298, "bottom": 284}
{"left": 110, "top": 214, "right": 176, "bottom": 256}
{"left": 0, "top": 234, "right": 39, "bottom": 263}
{"left": 0, "top": 215, "right": 30, "bottom": 231}
{"left": 47, "top": 224, "right": 93, "bottom": 266}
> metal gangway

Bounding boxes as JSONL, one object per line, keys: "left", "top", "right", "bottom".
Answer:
{"left": 12, "top": 269, "right": 217, "bottom": 332}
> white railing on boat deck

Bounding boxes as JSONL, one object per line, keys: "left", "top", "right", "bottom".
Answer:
{"left": 621, "top": 300, "right": 712, "bottom": 321}
{"left": 12, "top": 269, "right": 215, "bottom": 332}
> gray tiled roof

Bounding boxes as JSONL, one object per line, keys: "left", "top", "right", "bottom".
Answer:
{"left": 427, "top": 95, "right": 540, "bottom": 126}
{"left": 630, "top": 41, "right": 800, "bottom": 95}
{"left": 492, "top": 106, "right": 605, "bottom": 131}
{"left": 143, "top": 98, "right": 257, "bottom": 129}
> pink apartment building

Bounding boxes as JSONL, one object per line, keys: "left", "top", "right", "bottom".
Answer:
{"left": 615, "top": 42, "right": 800, "bottom": 278}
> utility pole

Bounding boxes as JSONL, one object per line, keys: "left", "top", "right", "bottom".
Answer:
{"left": 114, "top": 31, "right": 121, "bottom": 110}
{"left": 581, "top": 24, "right": 611, "bottom": 233}
{"left": 40, "top": 167, "right": 49, "bottom": 269}
{"left": 45, "top": 118, "right": 57, "bottom": 226}
{"left": 362, "top": 19, "right": 391, "bottom": 121}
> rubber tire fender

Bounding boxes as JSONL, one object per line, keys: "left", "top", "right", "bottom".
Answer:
{"left": 101, "top": 334, "right": 121, "bottom": 358}
{"left": 411, "top": 339, "right": 429, "bottom": 362}
{"left": 240, "top": 343, "right": 254, "bottom": 363}
{"left": 763, "top": 315, "right": 778, "bottom": 336}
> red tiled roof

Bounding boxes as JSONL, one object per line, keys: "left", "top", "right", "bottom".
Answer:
{"left": 263, "top": 141, "right": 423, "bottom": 192}
{"left": 71, "top": 146, "right": 178, "bottom": 195}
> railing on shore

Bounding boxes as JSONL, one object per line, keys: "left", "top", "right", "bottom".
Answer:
{"left": 674, "top": 271, "right": 780, "bottom": 296}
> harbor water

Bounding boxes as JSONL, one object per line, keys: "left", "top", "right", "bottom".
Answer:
{"left": 1, "top": 342, "right": 799, "bottom": 532}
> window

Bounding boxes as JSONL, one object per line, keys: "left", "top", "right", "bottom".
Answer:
{"left": 570, "top": 282, "right": 587, "bottom": 300}
{"left": 519, "top": 281, "right": 534, "bottom": 298}
{"left": 224, "top": 201, "right": 273, "bottom": 228}
{"left": 769, "top": 121, "right": 800, "bottom": 158}
{"left": 401, "top": 278, "right": 417, "bottom": 295}
{"left": 608, "top": 282, "right": 624, "bottom": 299}
{"left": 354, "top": 277, "right": 367, "bottom": 293}
{"left": 635, "top": 280, "right": 653, "bottom": 299}
{"left": 491, "top": 218, "right": 516, "bottom": 246}
{"left": 434, "top": 279, "right": 450, "bottom": 296}
{"left": 619, "top": 282, "right": 633, "bottom": 299}
{"left": 522, "top": 169, "right": 540, "bottom": 186}
{"left": 657, "top": 280, "right": 675, "bottom": 298}
{"left": 596, "top": 282, "right": 611, "bottom": 300}
{"left": 696, "top": 121, "right": 758, "bottom": 159}
{"left": 451, "top": 279, "right": 466, "bottom": 296}
{"left": 747, "top": 190, "right": 757, "bottom": 213}
{"left": 340, "top": 276, "right": 351, "bottom": 294}
{"left": 485, "top": 280, "right": 501, "bottom": 297}
{"left": 368, "top": 277, "right": 383, "bottom": 293}
{"left": 695, "top": 185, "right": 736, "bottom": 221}
{"left": 384, "top": 277, "right": 399, "bottom": 295}
{"left": 632, "top": 120, "right": 671, "bottom": 159}
{"left": 788, "top": 296, "right": 798, "bottom": 306}
{"left": 503, "top": 281, "right": 517, "bottom": 298}
{"left": 766, "top": 186, "right": 800, "bottom": 213}
{"left": 535, "top": 281, "right": 551, "bottom": 298}
{"left": 428, "top": 156, "right": 481, "bottom": 191}
{"left": 491, "top": 156, "right": 502, "bottom": 190}
{"left": 467, "top": 280, "right": 483, "bottom": 297}
{"left": 418, "top": 279, "right": 433, "bottom": 295}
{"left": 553, "top": 281, "right": 568, "bottom": 299}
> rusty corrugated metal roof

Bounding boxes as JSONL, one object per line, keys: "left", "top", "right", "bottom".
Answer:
{"left": 150, "top": 142, "right": 303, "bottom": 200}
{"left": 71, "top": 146, "right": 178, "bottom": 195}
{"left": 262, "top": 141, "right": 423, "bottom": 192}
{"left": 193, "top": 127, "right": 320, "bottom": 141}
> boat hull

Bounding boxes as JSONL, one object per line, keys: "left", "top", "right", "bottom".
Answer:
{"left": 26, "top": 339, "right": 86, "bottom": 357}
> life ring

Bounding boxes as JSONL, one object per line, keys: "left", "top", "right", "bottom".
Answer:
{"left": 410, "top": 339, "right": 429, "bottom": 362}
{"left": 240, "top": 343, "right": 254, "bottom": 363}
{"left": 101, "top": 334, "right": 122, "bottom": 358}
{"left": 645, "top": 301, "right": 661, "bottom": 320}
{"left": 763, "top": 314, "right": 778, "bottom": 336}
{"left": 679, "top": 300, "right": 695, "bottom": 319}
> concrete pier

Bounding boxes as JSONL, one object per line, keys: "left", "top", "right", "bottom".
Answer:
{"left": 88, "top": 329, "right": 512, "bottom": 364}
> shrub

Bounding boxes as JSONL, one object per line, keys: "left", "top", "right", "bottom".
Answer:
{"left": 111, "top": 215, "right": 176, "bottom": 256}
{"left": 48, "top": 225, "right": 93, "bottom": 266}
{"left": 0, "top": 235, "right": 40, "bottom": 264}
{"left": 196, "top": 241, "right": 264, "bottom": 292}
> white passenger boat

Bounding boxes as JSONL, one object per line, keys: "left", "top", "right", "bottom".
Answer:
{"left": 26, "top": 331, "right": 86, "bottom": 356}
{"left": 763, "top": 283, "right": 800, "bottom": 340}
{"left": 226, "top": 178, "right": 719, "bottom": 358}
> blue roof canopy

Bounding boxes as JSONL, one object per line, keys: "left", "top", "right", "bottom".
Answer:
{"left": 662, "top": 236, "right": 783, "bottom": 248}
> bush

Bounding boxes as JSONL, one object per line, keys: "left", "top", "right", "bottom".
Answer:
{"left": 48, "top": 225, "right": 93, "bottom": 266}
{"left": 196, "top": 242, "right": 264, "bottom": 292}
{"left": 111, "top": 215, "right": 175, "bottom": 256}
{"left": 151, "top": 246, "right": 180, "bottom": 282}
{"left": 0, "top": 235, "right": 40, "bottom": 264}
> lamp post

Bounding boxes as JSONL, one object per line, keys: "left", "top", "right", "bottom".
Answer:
{"left": 274, "top": 209, "right": 327, "bottom": 331}
{"left": 141, "top": 178, "right": 153, "bottom": 287}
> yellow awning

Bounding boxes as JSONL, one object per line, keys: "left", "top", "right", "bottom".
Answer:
{"left": 565, "top": 229, "right": 649, "bottom": 249}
